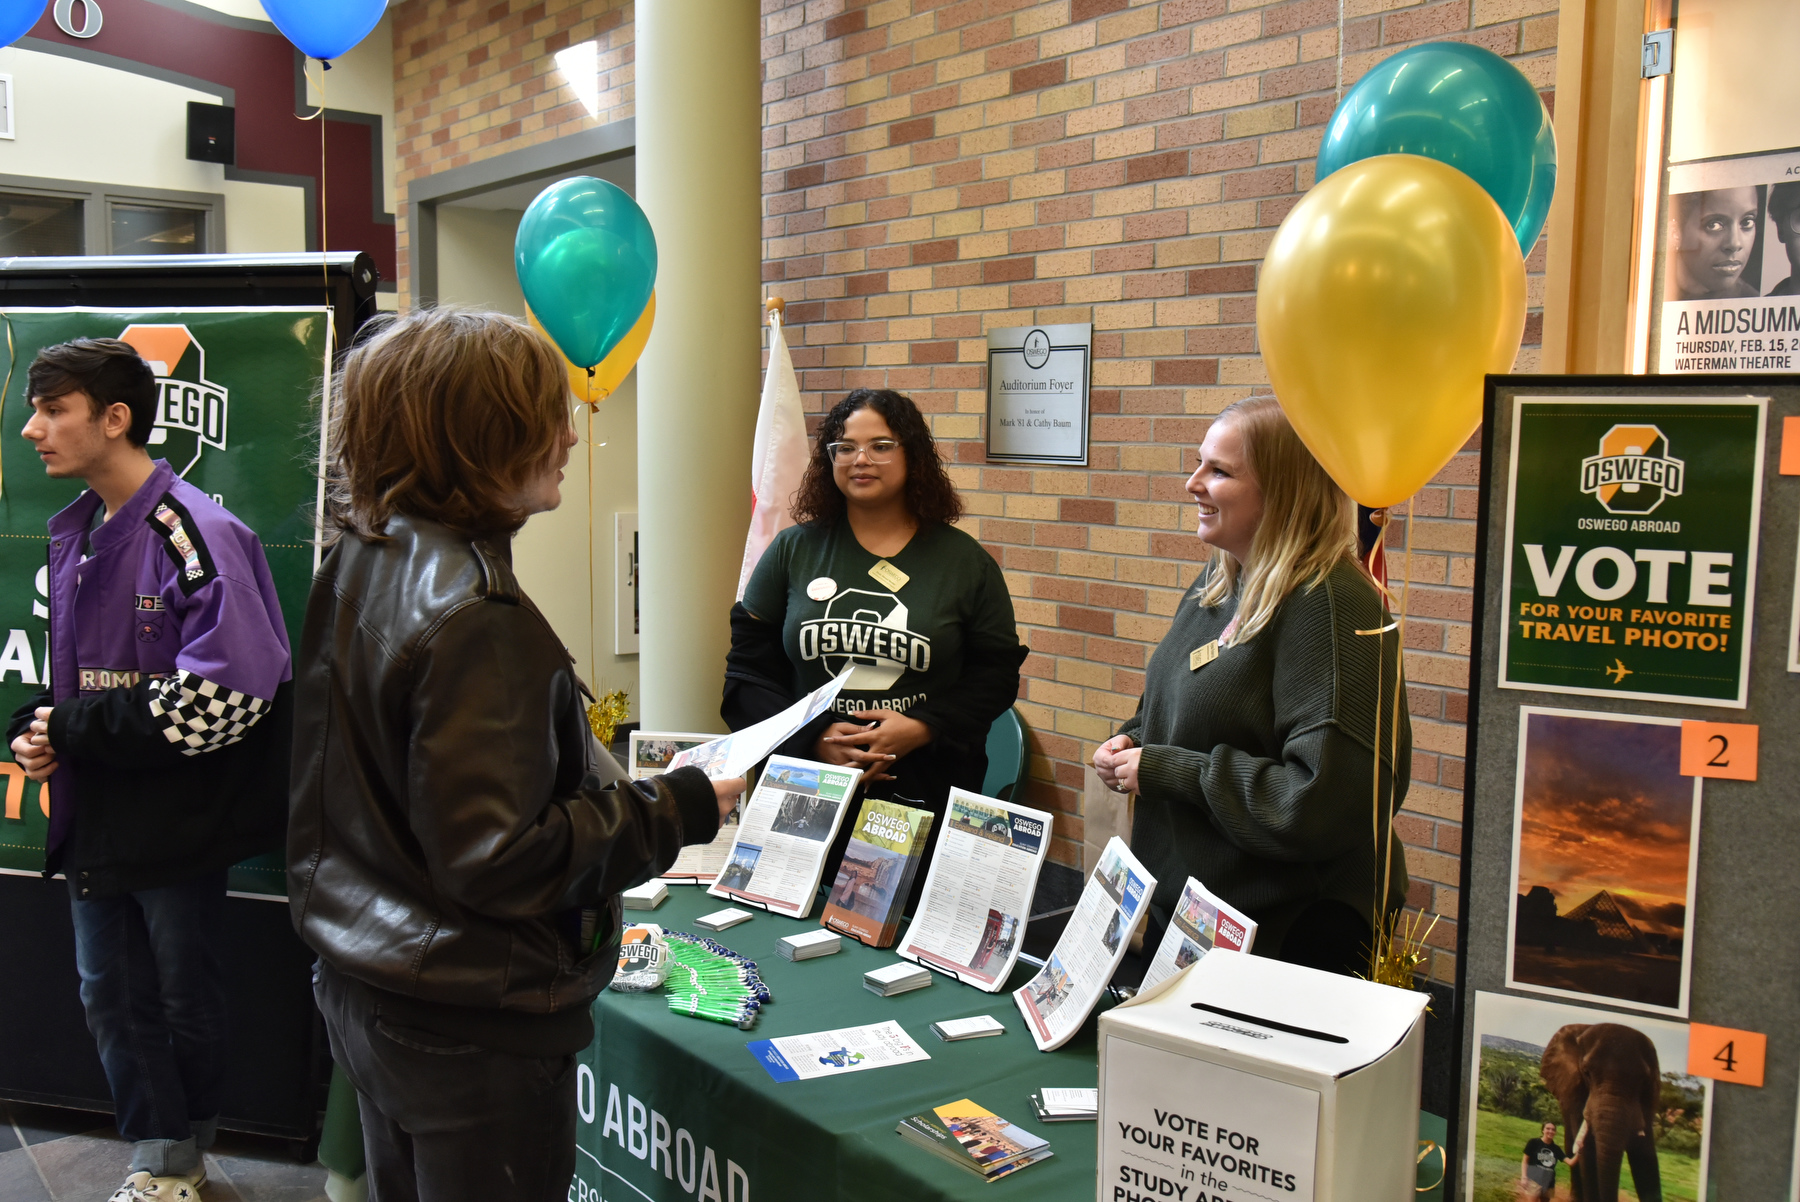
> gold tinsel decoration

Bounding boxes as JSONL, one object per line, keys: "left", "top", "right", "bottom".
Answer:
{"left": 1368, "top": 908, "right": 1440, "bottom": 995}
{"left": 587, "top": 690, "right": 630, "bottom": 749}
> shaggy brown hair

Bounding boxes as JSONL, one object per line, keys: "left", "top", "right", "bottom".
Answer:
{"left": 791, "top": 388, "right": 964, "bottom": 527}
{"left": 324, "top": 307, "right": 570, "bottom": 542}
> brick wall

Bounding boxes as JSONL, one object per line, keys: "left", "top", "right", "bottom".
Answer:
{"left": 759, "top": 0, "right": 1560, "bottom": 983}
{"left": 391, "top": 0, "right": 637, "bottom": 305}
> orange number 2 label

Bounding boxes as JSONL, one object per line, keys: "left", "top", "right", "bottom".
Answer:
{"left": 1679, "top": 721, "right": 1759, "bottom": 781}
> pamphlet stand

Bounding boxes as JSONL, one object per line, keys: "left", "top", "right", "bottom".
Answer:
{"left": 1097, "top": 952, "right": 1427, "bottom": 1202}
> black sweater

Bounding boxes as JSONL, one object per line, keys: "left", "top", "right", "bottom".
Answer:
{"left": 1119, "top": 559, "right": 1411, "bottom": 957}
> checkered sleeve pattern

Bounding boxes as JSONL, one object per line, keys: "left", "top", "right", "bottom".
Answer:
{"left": 147, "top": 670, "right": 270, "bottom": 756}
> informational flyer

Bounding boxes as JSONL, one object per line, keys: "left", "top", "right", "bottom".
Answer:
{"left": 629, "top": 730, "right": 736, "bottom": 880}
{"left": 707, "top": 756, "right": 859, "bottom": 918}
{"left": 1658, "top": 148, "right": 1800, "bottom": 375}
{"left": 746, "top": 1020, "right": 930, "bottom": 1083}
{"left": 1498, "top": 396, "right": 1766, "bottom": 707}
{"left": 898, "top": 788, "right": 1053, "bottom": 991}
{"left": 1140, "top": 876, "right": 1257, "bottom": 991}
{"left": 671, "top": 667, "right": 852, "bottom": 780}
{"left": 1013, "top": 837, "right": 1155, "bottom": 1052}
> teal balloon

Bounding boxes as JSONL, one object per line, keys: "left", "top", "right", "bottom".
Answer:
{"left": 514, "top": 177, "right": 657, "bottom": 370}
{"left": 1317, "top": 42, "right": 1556, "bottom": 253}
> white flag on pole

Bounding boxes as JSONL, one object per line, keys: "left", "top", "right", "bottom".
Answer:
{"left": 736, "top": 310, "right": 809, "bottom": 600}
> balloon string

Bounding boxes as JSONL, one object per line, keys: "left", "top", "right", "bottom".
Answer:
{"left": 1382, "top": 501, "right": 1416, "bottom": 961}
{"left": 0, "top": 315, "right": 14, "bottom": 499}
{"left": 299, "top": 61, "right": 331, "bottom": 301}
{"left": 587, "top": 399, "right": 597, "bottom": 690}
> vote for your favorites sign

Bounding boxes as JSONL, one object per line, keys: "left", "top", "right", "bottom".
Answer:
{"left": 1499, "top": 396, "right": 1767, "bottom": 708}
{"left": 986, "top": 323, "right": 1091, "bottom": 465}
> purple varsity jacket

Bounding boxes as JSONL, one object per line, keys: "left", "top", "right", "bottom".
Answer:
{"left": 42, "top": 459, "right": 292, "bottom": 862}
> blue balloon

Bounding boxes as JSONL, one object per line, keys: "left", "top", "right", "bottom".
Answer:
{"left": 515, "top": 177, "right": 657, "bottom": 371}
{"left": 1317, "top": 42, "right": 1556, "bottom": 253}
{"left": 0, "top": 1, "right": 47, "bottom": 48}
{"left": 262, "top": 0, "right": 387, "bottom": 62}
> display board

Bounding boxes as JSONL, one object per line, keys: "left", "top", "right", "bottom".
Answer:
{"left": 0, "top": 306, "right": 333, "bottom": 898}
{"left": 1458, "top": 375, "right": 1800, "bottom": 1201}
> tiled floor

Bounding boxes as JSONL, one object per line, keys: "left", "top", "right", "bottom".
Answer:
{"left": 0, "top": 1102, "right": 329, "bottom": 1202}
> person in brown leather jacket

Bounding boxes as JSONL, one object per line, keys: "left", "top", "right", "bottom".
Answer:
{"left": 287, "top": 308, "right": 742, "bottom": 1202}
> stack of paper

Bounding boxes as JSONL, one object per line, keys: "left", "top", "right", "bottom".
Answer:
{"left": 864, "top": 961, "right": 932, "bottom": 997}
{"left": 1029, "top": 1088, "right": 1098, "bottom": 1122}
{"left": 929, "top": 1015, "right": 1005, "bottom": 1041}
{"left": 896, "top": 1099, "right": 1053, "bottom": 1180}
{"left": 777, "top": 929, "right": 842, "bottom": 961}
{"left": 620, "top": 881, "right": 668, "bottom": 911}
{"left": 694, "top": 907, "right": 754, "bottom": 932}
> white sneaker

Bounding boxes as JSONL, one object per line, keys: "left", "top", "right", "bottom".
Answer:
{"left": 106, "top": 1168, "right": 207, "bottom": 1200}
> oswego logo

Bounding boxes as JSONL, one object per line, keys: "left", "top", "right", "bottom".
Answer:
{"left": 796, "top": 587, "right": 931, "bottom": 690}
{"left": 118, "top": 325, "right": 229, "bottom": 476}
{"left": 1579, "top": 424, "right": 1684, "bottom": 515}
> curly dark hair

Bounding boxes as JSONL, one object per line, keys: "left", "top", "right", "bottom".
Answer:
{"left": 791, "top": 388, "right": 964, "bottom": 527}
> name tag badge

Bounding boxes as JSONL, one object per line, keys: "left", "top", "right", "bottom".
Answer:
{"left": 868, "top": 559, "right": 910, "bottom": 591}
{"left": 1189, "top": 641, "right": 1220, "bottom": 671}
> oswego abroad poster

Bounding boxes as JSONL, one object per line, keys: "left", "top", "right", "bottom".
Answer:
{"left": 1498, "top": 397, "right": 1766, "bottom": 707}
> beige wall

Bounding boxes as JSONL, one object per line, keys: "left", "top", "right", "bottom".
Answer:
{"left": 1666, "top": 0, "right": 1800, "bottom": 163}
{"left": 436, "top": 205, "right": 528, "bottom": 315}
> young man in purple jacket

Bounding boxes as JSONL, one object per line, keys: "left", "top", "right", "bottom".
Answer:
{"left": 6, "top": 338, "right": 292, "bottom": 1202}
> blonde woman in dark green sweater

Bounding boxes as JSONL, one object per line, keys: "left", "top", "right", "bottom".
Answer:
{"left": 1092, "top": 395, "right": 1409, "bottom": 976}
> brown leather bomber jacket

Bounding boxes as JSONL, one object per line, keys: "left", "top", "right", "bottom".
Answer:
{"left": 287, "top": 514, "right": 719, "bottom": 1026}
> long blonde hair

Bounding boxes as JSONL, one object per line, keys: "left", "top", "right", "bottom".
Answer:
{"left": 1195, "top": 396, "right": 1358, "bottom": 642}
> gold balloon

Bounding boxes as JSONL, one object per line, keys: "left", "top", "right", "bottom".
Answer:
{"left": 528, "top": 291, "right": 655, "bottom": 408}
{"left": 1256, "top": 154, "right": 1526, "bottom": 508}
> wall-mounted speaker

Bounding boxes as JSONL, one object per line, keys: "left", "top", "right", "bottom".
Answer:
{"left": 186, "top": 101, "right": 235, "bottom": 166}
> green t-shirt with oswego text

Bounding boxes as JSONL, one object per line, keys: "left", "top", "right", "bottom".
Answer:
{"left": 742, "top": 521, "right": 1017, "bottom": 723}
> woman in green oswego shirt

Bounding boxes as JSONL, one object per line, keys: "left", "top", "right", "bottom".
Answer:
{"left": 1092, "top": 396, "right": 1410, "bottom": 977}
{"left": 726, "top": 388, "right": 1027, "bottom": 905}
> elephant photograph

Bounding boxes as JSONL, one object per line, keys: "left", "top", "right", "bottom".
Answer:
{"left": 1466, "top": 992, "right": 1709, "bottom": 1202}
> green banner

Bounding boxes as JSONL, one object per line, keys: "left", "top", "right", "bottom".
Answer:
{"left": 1499, "top": 396, "right": 1766, "bottom": 707}
{"left": 0, "top": 308, "right": 332, "bottom": 895}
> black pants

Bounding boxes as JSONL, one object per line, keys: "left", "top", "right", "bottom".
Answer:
{"left": 315, "top": 964, "right": 576, "bottom": 1202}
{"left": 1276, "top": 899, "right": 1376, "bottom": 979}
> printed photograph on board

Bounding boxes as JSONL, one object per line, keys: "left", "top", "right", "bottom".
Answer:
{"left": 1498, "top": 396, "right": 1766, "bottom": 708}
{"left": 1506, "top": 708, "right": 1702, "bottom": 1017}
{"left": 1658, "top": 146, "right": 1800, "bottom": 373}
{"left": 1465, "top": 991, "right": 1710, "bottom": 1202}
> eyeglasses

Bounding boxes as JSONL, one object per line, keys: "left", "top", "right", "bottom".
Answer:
{"left": 826, "top": 439, "right": 900, "bottom": 464}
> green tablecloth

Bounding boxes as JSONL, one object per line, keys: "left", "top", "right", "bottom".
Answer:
{"left": 319, "top": 882, "right": 1447, "bottom": 1200}
{"left": 575, "top": 884, "right": 1101, "bottom": 1201}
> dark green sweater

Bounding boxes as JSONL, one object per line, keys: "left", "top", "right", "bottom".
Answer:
{"left": 1119, "top": 558, "right": 1411, "bottom": 958}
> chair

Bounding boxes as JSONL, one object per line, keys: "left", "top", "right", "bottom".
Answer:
{"left": 981, "top": 707, "right": 1028, "bottom": 801}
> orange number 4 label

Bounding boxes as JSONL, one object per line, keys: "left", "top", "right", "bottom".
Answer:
{"left": 1679, "top": 721, "right": 1759, "bottom": 781}
{"left": 1687, "top": 1024, "right": 1766, "bottom": 1087}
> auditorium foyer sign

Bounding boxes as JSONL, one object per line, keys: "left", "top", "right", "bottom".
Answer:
{"left": 1498, "top": 395, "right": 1767, "bottom": 708}
{"left": 986, "top": 323, "right": 1091, "bottom": 465}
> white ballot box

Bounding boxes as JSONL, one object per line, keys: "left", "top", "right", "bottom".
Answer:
{"left": 1097, "top": 950, "right": 1428, "bottom": 1202}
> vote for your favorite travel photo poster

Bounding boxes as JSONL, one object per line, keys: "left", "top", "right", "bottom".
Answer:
{"left": 1465, "top": 991, "right": 1711, "bottom": 1202}
{"left": 1505, "top": 708, "right": 1702, "bottom": 1019}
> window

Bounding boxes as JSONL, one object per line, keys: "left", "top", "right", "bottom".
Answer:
{"left": 0, "top": 191, "right": 84, "bottom": 256}
{"left": 110, "top": 202, "right": 206, "bottom": 255}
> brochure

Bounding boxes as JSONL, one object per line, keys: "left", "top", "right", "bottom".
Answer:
{"left": 747, "top": 1019, "right": 930, "bottom": 1082}
{"left": 1012, "top": 836, "right": 1155, "bottom": 1051}
{"left": 896, "top": 788, "right": 1053, "bottom": 991}
{"left": 1140, "top": 875, "right": 1258, "bottom": 990}
{"left": 821, "top": 798, "right": 934, "bottom": 948}
{"left": 627, "top": 730, "right": 718, "bottom": 780}
{"left": 671, "top": 667, "right": 852, "bottom": 781}
{"left": 707, "top": 756, "right": 861, "bottom": 918}
{"left": 895, "top": 1099, "right": 1053, "bottom": 1180}
{"left": 634, "top": 729, "right": 743, "bottom": 881}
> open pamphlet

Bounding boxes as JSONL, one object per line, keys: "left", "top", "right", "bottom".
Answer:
{"left": 630, "top": 730, "right": 739, "bottom": 881}
{"left": 747, "top": 1019, "right": 930, "bottom": 1082}
{"left": 821, "top": 798, "right": 934, "bottom": 948}
{"left": 706, "top": 756, "right": 860, "bottom": 919}
{"left": 1012, "top": 836, "right": 1155, "bottom": 1051}
{"left": 895, "top": 1098, "right": 1053, "bottom": 1181}
{"left": 1139, "top": 874, "right": 1257, "bottom": 990}
{"left": 896, "top": 788, "right": 1053, "bottom": 992}
{"left": 670, "top": 667, "right": 852, "bottom": 781}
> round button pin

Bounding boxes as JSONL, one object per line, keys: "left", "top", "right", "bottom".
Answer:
{"left": 807, "top": 576, "right": 836, "bottom": 601}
